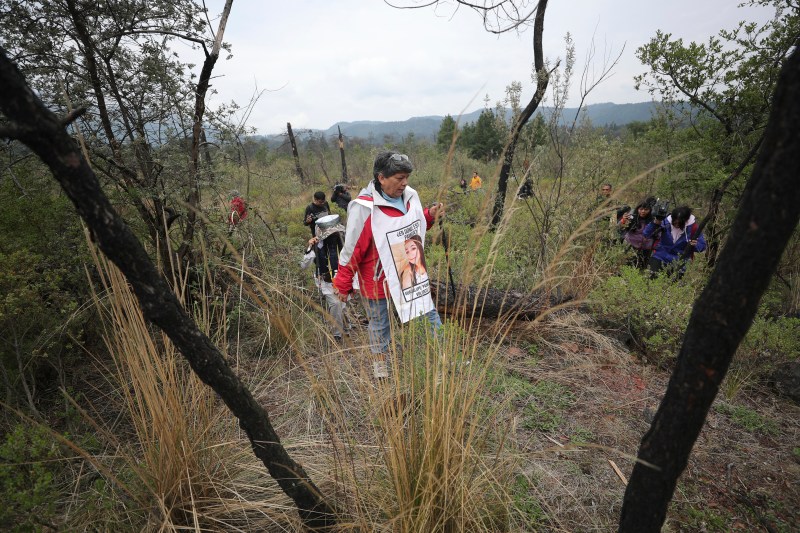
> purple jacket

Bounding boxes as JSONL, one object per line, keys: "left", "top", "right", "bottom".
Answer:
{"left": 622, "top": 217, "right": 655, "bottom": 250}
{"left": 643, "top": 215, "right": 706, "bottom": 263}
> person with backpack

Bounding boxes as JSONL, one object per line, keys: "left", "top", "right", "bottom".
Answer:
{"left": 300, "top": 214, "right": 348, "bottom": 343}
{"left": 332, "top": 150, "right": 445, "bottom": 380}
{"left": 643, "top": 205, "right": 706, "bottom": 277}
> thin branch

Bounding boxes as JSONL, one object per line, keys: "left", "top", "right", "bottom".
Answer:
{"left": 61, "top": 107, "right": 87, "bottom": 126}
{"left": 111, "top": 29, "right": 209, "bottom": 57}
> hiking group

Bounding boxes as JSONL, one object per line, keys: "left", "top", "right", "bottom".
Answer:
{"left": 300, "top": 151, "right": 445, "bottom": 380}
{"left": 601, "top": 183, "right": 707, "bottom": 278}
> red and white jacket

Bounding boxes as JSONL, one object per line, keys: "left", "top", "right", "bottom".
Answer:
{"left": 333, "top": 181, "right": 434, "bottom": 300}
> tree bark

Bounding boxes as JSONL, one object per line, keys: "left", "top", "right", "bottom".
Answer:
{"left": 0, "top": 47, "right": 336, "bottom": 530}
{"left": 287, "top": 122, "right": 307, "bottom": 184}
{"left": 491, "top": 0, "right": 549, "bottom": 228}
{"left": 430, "top": 280, "right": 568, "bottom": 320}
{"left": 618, "top": 49, "right": 800, "bottom": 532}
{"left": 179, "top": 0, "right": 233, "bottom": 263}
{"left": 337, "top": 125, "right": 348, "bottom": 184}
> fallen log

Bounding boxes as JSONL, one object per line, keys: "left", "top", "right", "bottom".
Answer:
{"left": 430, "top": 280, "right": 571, "bottom": 320}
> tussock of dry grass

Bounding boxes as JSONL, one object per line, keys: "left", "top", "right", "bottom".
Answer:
{"left": 48, "top": 154, "right": 797, "bottom": 532}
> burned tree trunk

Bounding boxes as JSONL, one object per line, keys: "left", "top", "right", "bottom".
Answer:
{"left": 337, "top": 125, "right": 348, "bottom": 184}
{"left": 491, "top": 0, "right": 549, "bottom": 228}
{"left": 618, "top": 49, "right": 800, "bottom": 533}
{"left": 179, "top": 0, "right": 232, "bottom": 264}
{"left": 0, "top": 47, "right": 336, "bottom": 530}
{"left": 287, "top": 121, "right": 306, "bottom": 184}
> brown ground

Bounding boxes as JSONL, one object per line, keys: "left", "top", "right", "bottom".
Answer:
{"left": 499, "top": 312, "right": 800, "bottom": 532}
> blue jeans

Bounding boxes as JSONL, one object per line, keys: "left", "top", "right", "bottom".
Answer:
{"left": 361, "top": 297, "right": 442, "bottom": 354}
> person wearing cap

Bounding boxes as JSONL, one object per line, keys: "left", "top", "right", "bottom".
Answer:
{"left": 333, "top": 150, "right": 445, "bottom": 380}
{"left": 303, "top": 191, "right": 331, "bottom": 237}
{"left": 300, "top": 214, "right": 348, "bottom": 343}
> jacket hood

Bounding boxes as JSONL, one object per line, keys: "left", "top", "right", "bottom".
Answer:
{"left": 665, "top": 214, "right": 696, "bottom": 227}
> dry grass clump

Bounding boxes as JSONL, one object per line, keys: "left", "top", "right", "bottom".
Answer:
{"left": 84, "top": 248, "right": 300, "bottom": 530}
{"left": 64, "top": 158, "right": 703, "bottom": 531}
{"left": 246, "top": 313, "right": 522, "bottom": 531}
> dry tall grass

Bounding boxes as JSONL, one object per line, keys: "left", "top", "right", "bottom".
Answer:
{"left": 86, "top": 246, "right": 298, "bottom": 530}
{"left": 71, "top": 155, "right": 672, "bottom": 531}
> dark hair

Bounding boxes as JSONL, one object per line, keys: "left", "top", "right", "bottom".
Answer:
{"left": 313, "top": 191, "right": 326, "bottom": 201}
{"left": 373, "top": 150, "right": 413, "bottom": 193}
{"left": 671, "top": 205, "right": 692, "bottom": 227}
{"left": 637, "top": 196, "right": 656, "bottom": 210}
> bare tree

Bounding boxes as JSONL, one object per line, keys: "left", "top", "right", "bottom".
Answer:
{"left": 179, "top": 0, "right": 233, "bottom": 262}
{"left": 287, "top": 122, "right": 307, "bottom": 184}
{"left": 490, "top": 0, "right": 549, "bottom": 227}
{"left": 0, "top": 47, "right": 336, "bottom": 531}
{"left": 388, "top": 0, "right": 541, "bottom": 34}
{"left": 337, "top": 125, "right": 349, "bottom": 184}
{"left": 618, "top": 48, "right": 800, "bottom": 532}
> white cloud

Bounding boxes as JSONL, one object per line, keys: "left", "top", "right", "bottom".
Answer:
{"left": 201, "top": 0, "right": 777, "bottom": 134}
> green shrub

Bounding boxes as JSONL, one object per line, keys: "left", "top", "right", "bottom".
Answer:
{"left": 721, "top": 311, "right": 800, "bottom": 398}
{"left": 0, "top": 424, "right": 62, "bottom": 531}
{"left": 740, "top": 314, "right": 800, "bottom": 360}
{"left": 590, "top": 265, "right": 703, "bottom": 364}
{"left": 510, "top": 474, "right": 546, "bottom": 526}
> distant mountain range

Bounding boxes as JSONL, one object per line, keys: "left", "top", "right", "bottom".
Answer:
{"left": 256, "top": 101, "right": 661, "bottom": 146}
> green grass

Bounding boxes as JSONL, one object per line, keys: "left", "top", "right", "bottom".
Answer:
{"left": 522, "top": 380, "right": 575, "bottom": 433}
{"left": 715, "top": 402, "right": 779, "bottom": 436}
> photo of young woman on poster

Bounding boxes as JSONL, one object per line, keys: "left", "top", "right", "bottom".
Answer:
{"left": 399, "top": 234, "right": 428, "bottom": 290}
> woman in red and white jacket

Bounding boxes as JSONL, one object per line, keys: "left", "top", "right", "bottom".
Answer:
{"left": 333, "top": 150, "right": 445, "bottom": 379}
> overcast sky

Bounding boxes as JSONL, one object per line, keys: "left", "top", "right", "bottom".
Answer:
{"left": 197, "top": 0, "right": 776, "bottom": 135}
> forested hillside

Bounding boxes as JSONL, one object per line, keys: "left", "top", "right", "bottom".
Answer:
{"left": 1, "top": 1, "right": 798, "bottom": 532}
{"left": 253, "top": 101, "right": 661, "bottom": 146}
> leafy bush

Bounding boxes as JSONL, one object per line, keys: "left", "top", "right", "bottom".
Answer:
{"left": 590, "top": 266, "right": 703, "bottom": 364}
{"left": 740, "top": 314, "right": 800, "bottom": 360}
{"left": 722, "top": 313, "right": 800, "bottom": 398}
{"left": 0, "top": 424, "right": 61, "bottom": 531}
{"left": 0, "top": 173, "right": 89, "bottom": 409}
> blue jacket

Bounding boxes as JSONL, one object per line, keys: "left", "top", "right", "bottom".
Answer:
{"left": 643, "top": 214, "right": 706, "bottom": 264}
